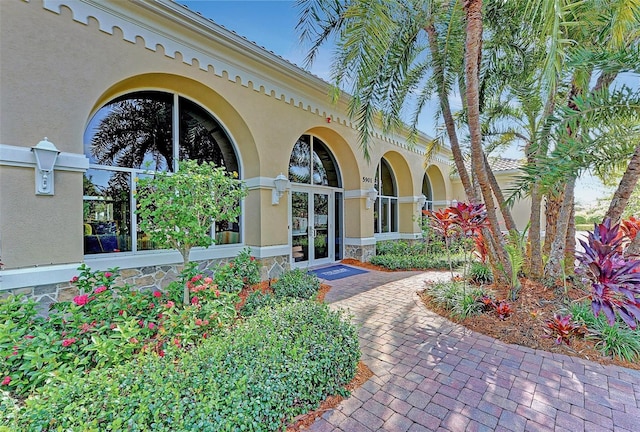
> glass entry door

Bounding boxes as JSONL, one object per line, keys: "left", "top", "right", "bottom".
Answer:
{"left": 291, "top": 189, "right": 333, "bottom": 267}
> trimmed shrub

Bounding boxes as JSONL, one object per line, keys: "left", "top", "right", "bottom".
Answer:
{"left": 370, "top": 253, "right": 465, "bottom": 271}
{"left": 376, "top": 240, "right": 425, "bottom": 256}
{"left": 6, "top": 301, "right": 359, "bottom": 432}
{"left": 239, "top": 290, "right": 277, "bottom": 317}
{"left": 272, "top": 268, "right": 320, "bottom": 300}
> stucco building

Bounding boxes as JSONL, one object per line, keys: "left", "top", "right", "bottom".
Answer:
{"left": 0, "top": 0, "right": 529, "bottom": 305}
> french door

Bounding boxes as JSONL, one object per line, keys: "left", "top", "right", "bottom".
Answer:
{"left": 291, "top": 188, "right": 334, "bottom": 267}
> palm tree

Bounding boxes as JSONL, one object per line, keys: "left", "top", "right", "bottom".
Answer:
{"left": 297, "top": 0, "right": 519, "bottom": 281}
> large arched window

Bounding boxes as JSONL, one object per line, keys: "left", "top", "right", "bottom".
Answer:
{"left": 374, "top": 158, "right": 398, "bottom": 233}
{"left": 83, "top": 91, "right": 241, "bottom": 255}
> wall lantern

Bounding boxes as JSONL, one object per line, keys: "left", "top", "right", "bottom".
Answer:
{"left": 417, "top": 194, "right": 427, "bottom": 210}
{"left": 31, "top": 137, "right": 60, "bottom": 195}
{"left": 366, "top": 187, "right": 378, "bottom": 209}
{"left": 272, "top": 173, "right": 290, "bottom": 205}
{"left": 451, "top": 199, "right": 458, "bottom": 207}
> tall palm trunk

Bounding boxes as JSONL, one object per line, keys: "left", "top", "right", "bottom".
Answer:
{"left": 606, "top": 143, "right": 640, "bottom": 224}
{"left": 464, "top": 0, "right": 512, "bottom": 283}
{"left": 483, "top": 152, "right": 517, "bottom": 232}
{"left": 426, "top": 23, "right": 478, "bottom": 203}
{"left": 543, "top": 189, "right": 563, "bottom": 258}
{"left": 527, "top": 184, "right": 544, "bottom": 277}
{"left": 545, "top": 175, "right": 576, "bottom": 279}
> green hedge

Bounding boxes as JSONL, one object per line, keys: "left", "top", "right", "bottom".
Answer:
{"left": 5, "top": 301, "right": 359, "bottom": 432}
{"left": 370, "top": 253, "right": 465, "bottom": 270}
{"left": 272, "top": 268, "right": 320, "bottom": 300}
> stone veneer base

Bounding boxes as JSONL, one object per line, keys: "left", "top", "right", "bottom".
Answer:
{"left": 1, "top": 255, "right": 291, "bottom": 316}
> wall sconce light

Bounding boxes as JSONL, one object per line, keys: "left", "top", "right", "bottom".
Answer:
{"left": 272, "top": 173, "right": 289, "bottom": 205}
{"left": 417, "top": 194, "right": 427, "bottom": 210}
{"left": 366, "top": 187, "right": 378, "bottom": 209}
{"left": 31, "top": 137, "right": 60, "bottom": 195}
{"left": 451, "top": 199, "right": 458, "bottom": 207}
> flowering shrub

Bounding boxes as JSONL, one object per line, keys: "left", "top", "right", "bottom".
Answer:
{"left": 0, "top": 265, "right": 237, "bottom": 397}
{"left": 577, "top": 218, "right": 640, "bottom": 329}
{"left": 4, "top": 301, "right": 359, "bottom": 431}
{"left": 214, "top": 248, "right": 260, "bottom": 293}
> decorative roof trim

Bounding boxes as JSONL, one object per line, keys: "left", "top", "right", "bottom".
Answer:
{"left": 41, "top": 0, "right": 438, "bottom": 157}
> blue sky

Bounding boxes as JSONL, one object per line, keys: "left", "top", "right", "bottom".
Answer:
{"left": 177, "top": 0, "right": 617, "bottom": 205}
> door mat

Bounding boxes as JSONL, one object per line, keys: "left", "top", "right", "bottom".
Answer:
{"left": 309, "top": 264, "right": 368, "bottom": 281}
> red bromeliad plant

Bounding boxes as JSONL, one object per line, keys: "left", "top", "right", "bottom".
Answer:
{"left": 577, "top": 218, "right": 640, "bottom": 329}
{"left": 544, "top": 314, "right": 586, "bottom": 345}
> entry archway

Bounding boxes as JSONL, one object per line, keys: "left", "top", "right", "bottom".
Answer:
{"left": 288, "top": 134, "right": 343, "bottom": 267}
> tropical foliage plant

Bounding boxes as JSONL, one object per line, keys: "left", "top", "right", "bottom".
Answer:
{"left": 577, "top": 219, "right": 640, "bottom": 329}
{"left": 136, "top": 159, "right": 247, "bottom": 304}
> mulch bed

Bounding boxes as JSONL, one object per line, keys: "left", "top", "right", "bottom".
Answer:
{"left": 418, "top": 277, "right": 640, "bottom": 371}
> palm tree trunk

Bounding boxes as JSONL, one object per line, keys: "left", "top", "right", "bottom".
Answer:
{"left": 544, "top": 176, "right": 576, "bottom": 280}
{"left": 527, "top": 183, "right": 543, "bottom": 278}
{"left": 565, "top": 201, "right": 576, "bottom": 276}
{"left": 483, "top": 152, "right": 517, "bottom": 232}
{"left": 606, "top": 143, "right": 640, "bottom": 224}
{"left": 464, "top": 0, "right": 512, "bottom": 283}
{"left": 543, "top": 189, "right": 563, "bottom": 258}
{"left": 426, "top": 23, "right": 478, "bottom": 203}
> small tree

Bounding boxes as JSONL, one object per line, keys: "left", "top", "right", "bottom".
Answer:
{"left": 136, "top": 160, "right": 247, "bottom": 304}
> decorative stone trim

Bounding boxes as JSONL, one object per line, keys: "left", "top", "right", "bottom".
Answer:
{"left": 345, "top": 244, "right": 376, "bottom": 262}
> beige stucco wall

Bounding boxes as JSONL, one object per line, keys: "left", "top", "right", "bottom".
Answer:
{"left": 1, "top": 0, "right": 452, "bottom": 275}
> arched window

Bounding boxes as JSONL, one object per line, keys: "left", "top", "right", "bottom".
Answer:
{"left": 374, "top": 158, "right": 398, "bottom": 233}
{"left": 422, "top": 174, "right": 434, "bottom": 211}
{"left": 288, "top": 135, "right": 341, "bottom": 187}
{"left": 83, "top": 91, "right": 241, "bottom": 255}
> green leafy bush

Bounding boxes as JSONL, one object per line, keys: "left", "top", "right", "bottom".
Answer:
{"left": 376, "top": 240, "right": 425, "bottom": 256}
{"left": 272, "top": 268, "right": 320, "bottom": 300}
{"left": 468, "top": 261, "right": 493, "bottom": 284}
{"left": 240, "top": 290, "right": 277, "bottom": 317}
{"left": 569, "top": 301, "right": 640, "bottom": 361}
{"left": 423, "top": 280, "right": 488, "bottom": 319}
{"left": 370, "top": 253, "right": 465, "bottom": 270}
{"left": 6, "top": 301, "right": 359, "bottom": 432}
{"left": 213, "top": 261, "right": 245, "bottom": 293}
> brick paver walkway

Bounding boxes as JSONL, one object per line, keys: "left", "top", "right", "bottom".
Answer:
{"left": 309, "top": 267, "right": 640, "bottom": 432}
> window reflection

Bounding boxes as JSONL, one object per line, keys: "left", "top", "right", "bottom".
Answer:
{"left": 289, "top": 135, "right": 340, "bottom": 187}
{"left": 83, "top": 91, "right": 241, "bottom": 255}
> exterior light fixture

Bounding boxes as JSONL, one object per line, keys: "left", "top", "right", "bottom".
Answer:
{"left": 272, "top": 173, "right": 289, "bottom": 205}
{"left": 366, "top": 187, "right": 378, "bottom": 209}
{"left": 451, "top": 199, "right": 458, "bottom": 207}
{"left": 31, "top": 137, "right": 60, "bottom": 195}
{"left": 417, "top": 194, "right": 427, "bottom": 210}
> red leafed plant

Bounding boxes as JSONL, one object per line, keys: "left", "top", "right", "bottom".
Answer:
{"left": 620, "top": 216, "right": 640, "bottom": 242}
{"left": 479, "top": 296, "right": 513, "bottom": 320}
{"left": 424, "top": 207, "right": 458, "bottom": 277}
{"left": 577, "top": 218, "right": 640, "bottom": 329}
{"left": 544, "top": 314, "right": 586, "bottom": 345}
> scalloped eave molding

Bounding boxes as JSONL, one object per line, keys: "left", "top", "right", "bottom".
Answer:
{"left": 41, "top": 0, "right": 436, "bottom": 155}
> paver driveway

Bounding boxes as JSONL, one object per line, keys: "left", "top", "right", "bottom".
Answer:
{"left": 308, "top": 267, "right": 640, "bottom": 432}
